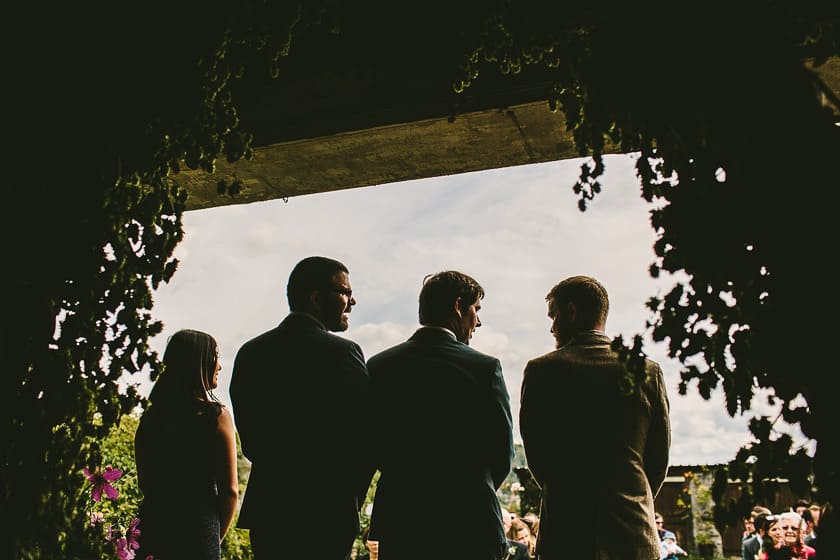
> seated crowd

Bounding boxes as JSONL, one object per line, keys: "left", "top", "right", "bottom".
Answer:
{"left": 741, "top": 500, "right": 828, "bottom": 560}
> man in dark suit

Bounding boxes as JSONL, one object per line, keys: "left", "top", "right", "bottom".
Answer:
{"left": 367, "top": 270, "right": 514, "bottom": 560}
{"left": 230, "top": 256, "right": 372, "bottom": 559}
{"left": 520, "top": 276, "right": 671, "bottom": 560}
{"left": 742, "top": 512, "right": 771, "bottom": 560}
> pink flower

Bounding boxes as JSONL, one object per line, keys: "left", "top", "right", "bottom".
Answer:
{"left": 114, "top": 536, "right": 136, "bottom": 560}
{"left": 125, "top": 517, "right": 141, "bottom": 551}
{"left": 89, "top": 511, "right": 105, "bottom": 526}
{"left": 82, "top": 465, "right": 122, "bottom": 502}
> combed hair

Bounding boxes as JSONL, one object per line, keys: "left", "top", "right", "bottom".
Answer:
{"left": 418, "top": 270, "right": 484, "bottom": 325}
{"left": 546, "top": 275, "right": 609, "bottom": 328}
{"left": 286, "top": 256, "right": 348, "bottom": 311}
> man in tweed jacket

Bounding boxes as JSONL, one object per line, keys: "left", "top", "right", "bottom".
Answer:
{"left": 520, "top": 276, "right": 670, "bottom": 560}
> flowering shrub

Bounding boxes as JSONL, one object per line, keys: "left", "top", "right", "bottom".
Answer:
{"left": 83, "top": 465, "right": 152, "bottom": 560}
{"left": 83, "top": 465, "right": 122, "bottom": 502}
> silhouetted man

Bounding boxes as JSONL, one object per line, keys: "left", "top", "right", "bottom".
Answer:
{"left": 230, "top": 256, "right": 372, "bottom": 559}
{"left": 520, "top": 275, "right": 670, "bottom": 560}
{"left": 367, "top": 271, "right": 514, "bottom": 560}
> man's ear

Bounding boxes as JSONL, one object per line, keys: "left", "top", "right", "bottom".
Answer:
{"left": 566, "top": 301, "right": 577, "bottom": 323}
{"left": 309, "top": 290, "right": 323, "bottom": 312}
{"left": 453, "top": 297, "right": 463, "bottom": 318}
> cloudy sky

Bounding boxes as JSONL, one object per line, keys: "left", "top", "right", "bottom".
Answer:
{"left": 139, "top": 153, "right": 807, "bottom": 467}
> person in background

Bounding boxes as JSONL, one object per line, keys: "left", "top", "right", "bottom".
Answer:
{"left": 508, "top": 517, "right": 535, "bottom": 558}
{"left": 802, "top": 505, "right": 820, "bottom": 547}
{"left": 655, "top": 512, "right": 666, "bottom": 540}
{"left": 356, "top": 527, "right": 379, "bottom": 560}
{"left": 743, "top": 514, "right": 756, "bottom": 540}
{"left": 501, "top": 509, "right": 531, "bottom": 560}
{"left": 659, "top": 530, "right": 688, "bottom": 560}
{"left": 774, "top": 511, "right": 816, "bottom": 559}
{"left": 230, "top": 256, "right": 372, "bottom": 559}
{"left": 794, "top": 500, "right": 811, "bottom": 517}
{"left": 760, "top": 515, "right": 783, "bottom": 560}
{"left": 134, "top": 329, "right": 239, "bottom": 560}
{"left": 522, "top": 512, "right": 540, "bottom": 556}
{"left": 520, "top": 276, "right": 670, "bottom": 560}
{"left": 367, "top": 270, "right": 514, "bottom": 560}
{"left": 743, "top": 508, "right": 772, "bottom": 560}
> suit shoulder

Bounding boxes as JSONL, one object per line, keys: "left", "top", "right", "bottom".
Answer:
{"left": 367, "top": 341, "right": 410, "bottom": 367}
{"left": 328, "top": 330, "right": 359, "bottom": 347}
{"left": 644, "top": 357, "right": 663, "bottom": 373}
{"left": 461, "top": 343, "right": 501, "bottom": 366}
{"left": 236, "top": 324, "right": 361, "bottom": 358}
{"left": 235, "top": 326, "right": 280, "bottom": 355}
{"left": 525, "top": 349, "right": 562, "bottom": 369}
{"left": 290, "top": 326, "right": 364, "bottom": 362}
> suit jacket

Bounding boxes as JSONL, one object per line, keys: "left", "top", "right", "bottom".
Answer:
{"left": 519, "top": 332, "right": 670, "bottom": 560}
{"left": 230, "top": 312, "right": 372, "bottom": 557}
{"left": 505, "top": 539, "right": 531, "bottom": 560}
{"left": 367, "top": 327, "right": 514, "bottom": 560}
{"left": 742, "top": 534, "right": 762, "bottom": 560}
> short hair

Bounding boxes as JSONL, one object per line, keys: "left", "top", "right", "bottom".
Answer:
{"left": 508, "top": 517, "right": 531, "bottom": 540}
{"left": 546, "top": 276, "right": 609, "bottom": 328}
{"left": 751, "top": 505, "right": 772, "bottom": 519}
{"left": 150, "top": 329, "right": 219, "bottom": 405}
{"left": 286, "top": 256, "right": 348, "bottom": 311}
{"left": 418, "top": 271, "right": 484, "bottom": 326}
{"left": 779, "top": 511, "right": 804, "bottom": 529}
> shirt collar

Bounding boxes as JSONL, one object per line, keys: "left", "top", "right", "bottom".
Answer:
{"left": 288, "top": 311, "right": 326, "bottom": 330}
{"left": 416, "top": 325, "right": 458, "bottom": 341}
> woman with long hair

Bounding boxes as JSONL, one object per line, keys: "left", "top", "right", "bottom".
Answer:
{"left": 134, "top": 329, "right": 239, "bottom": 559}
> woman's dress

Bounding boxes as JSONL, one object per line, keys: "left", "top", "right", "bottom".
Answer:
{"left": 134, "top": 401, "right": 223, "bottom": 560}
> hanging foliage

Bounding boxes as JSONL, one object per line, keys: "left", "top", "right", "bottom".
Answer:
{"left": 454, "top": 1, "right": 840, "bottom": 551}
{"left": 0, "top": 2, "right": 337, "bottom": 557}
